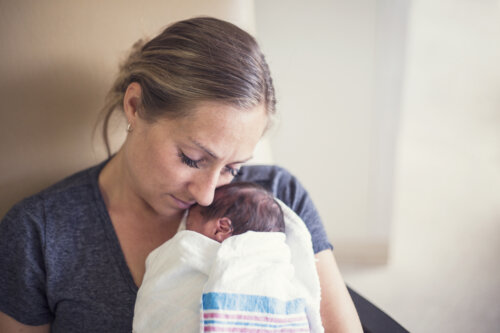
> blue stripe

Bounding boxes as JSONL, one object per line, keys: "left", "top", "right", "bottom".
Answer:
{"left": 202, "top": 292, "right": 306, "bottom": 315}
{"left": 203, "top": 320, "right": 309, "bottom": 328}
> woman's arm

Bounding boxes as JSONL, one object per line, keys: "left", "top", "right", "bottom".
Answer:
{"left": 315, "top": 249, "right": 363, "bottom": 333}
{"left": 0, "top": 312, "right": 50, "bottom": 333}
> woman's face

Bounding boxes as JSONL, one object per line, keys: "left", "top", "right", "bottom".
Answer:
{"left": 122, "top": 98, "right": 268, "bottom": 218}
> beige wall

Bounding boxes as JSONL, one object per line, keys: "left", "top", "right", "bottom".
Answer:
{"left": 343, "top": 1, "right": 500, "bottom": 330}
{"left": 0, "top": 0, "right": 256, "bottom": 218}
{"left": 255, "top": 0, "right": 410, "bottom": 263}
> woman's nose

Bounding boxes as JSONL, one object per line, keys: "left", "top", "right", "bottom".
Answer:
{"left": 188, "top": 169, "right": 220, "bottom": 206}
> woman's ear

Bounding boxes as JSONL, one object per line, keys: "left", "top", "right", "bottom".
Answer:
{"left": 123, "top": 82, "right": 142, "bottom": 127}
{"left": 215, "top": 217, "right": 233, "bottom": 242}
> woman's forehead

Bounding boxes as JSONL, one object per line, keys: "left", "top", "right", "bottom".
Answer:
{"left": 186, "top": 101, "right": 266, "bottom": 124}
{"left": 168, "top": 102, "right": 267, "bottom": 158}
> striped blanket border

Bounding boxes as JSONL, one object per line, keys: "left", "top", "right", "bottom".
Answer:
{"left": 202, "top": 292, "right": 310, "bottom": 332}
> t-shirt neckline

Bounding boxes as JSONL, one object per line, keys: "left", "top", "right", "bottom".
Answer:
{"left": 89, "top": 158, "right": 139, "bottom": 293}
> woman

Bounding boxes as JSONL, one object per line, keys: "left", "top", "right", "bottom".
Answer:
{"left": 0, "top": 17, "right": 362, "bottom": 332}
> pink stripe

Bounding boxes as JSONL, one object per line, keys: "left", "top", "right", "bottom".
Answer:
{"left": 203, "top": 312, "right": 308, "bottom": 324}
{"left": 204, "top": 326, "right": 310, "bottom": 332}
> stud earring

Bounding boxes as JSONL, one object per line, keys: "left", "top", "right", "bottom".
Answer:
{"left": 127, "top": 123, "right": 133, "bottom": 133}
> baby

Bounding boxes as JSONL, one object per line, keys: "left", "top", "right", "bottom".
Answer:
{"left": 133, "top": 183, "right": 314, "bottom": 333}
{"left": 185, "top": 181, "right": 285, "bottom": 242}
{"left": 133, "top": 182, "right": 319, "bottom": 333}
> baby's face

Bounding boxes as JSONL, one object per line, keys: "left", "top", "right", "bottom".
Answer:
{"left": 185, "top": 205, "right": 217, "bottom": 240}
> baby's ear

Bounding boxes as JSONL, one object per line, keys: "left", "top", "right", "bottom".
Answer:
{"left": 215, "top": 217, "right": 233, "bottom": 242}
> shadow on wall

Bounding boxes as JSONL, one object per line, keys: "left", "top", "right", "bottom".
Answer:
{"left": 0, "top": 60, "right": 113, "bottom": 218}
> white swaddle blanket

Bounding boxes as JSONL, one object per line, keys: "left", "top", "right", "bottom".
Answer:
{"left": 133, "top": 230, "right": 220, "bottom": 332}
{"left": 133, "top": 200, "right": 324, "bottom": 333}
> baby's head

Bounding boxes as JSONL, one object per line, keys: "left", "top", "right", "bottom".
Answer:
{"left": 186, "top": 182, "right": 285, "bottom": 242}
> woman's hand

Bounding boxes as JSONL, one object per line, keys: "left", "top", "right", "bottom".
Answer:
{"left": 0, "top": 311, "right": 50, "bottom": 333}
{"left": 315, "top": 250, "right": 363, "bottom": 332}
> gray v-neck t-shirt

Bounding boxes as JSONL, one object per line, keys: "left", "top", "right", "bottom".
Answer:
{"left": 0, "top": 160, "right": 332, "bottom": 332}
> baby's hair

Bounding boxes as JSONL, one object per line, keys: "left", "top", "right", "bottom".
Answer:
{"left": 200, "top": 182, "right": 285, "bottom": 235}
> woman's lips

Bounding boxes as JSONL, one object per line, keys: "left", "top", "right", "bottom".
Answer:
{"left": 170, "top": 195, "right": 196, "bottom": 209}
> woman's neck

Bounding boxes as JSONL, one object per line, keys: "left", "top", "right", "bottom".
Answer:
{"left": 98, "top": 150, "right": 183, "bottom": 229}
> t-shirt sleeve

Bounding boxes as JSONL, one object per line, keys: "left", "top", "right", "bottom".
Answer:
{"left": 0, "top": 196, "right": 53, "bottom": 325}
{"left": 235, "top": 165, "right": 333, "bottom": 254}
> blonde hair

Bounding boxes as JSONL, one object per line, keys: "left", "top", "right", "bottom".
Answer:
{"left": 100, "top": 17, "right": 276, "bottom": 155}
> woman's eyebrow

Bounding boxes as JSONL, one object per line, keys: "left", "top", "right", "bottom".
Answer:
{"left": 188, "top": 137, "right": 253, "bottom": 163}
{"left": 189, "top": 137, "right": 218, "bottom": 159}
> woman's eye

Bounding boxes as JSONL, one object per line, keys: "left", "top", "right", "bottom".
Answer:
{"left": 179, "top": 152, "right": 201, "bottom": 169}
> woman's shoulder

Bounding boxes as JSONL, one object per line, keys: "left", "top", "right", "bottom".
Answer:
{"left": 235, "top": 164, "right": 295, "bottom": 187}
{"left": 38, "top": 161, "right": 106, "bottom": 198}
{"left": 2, "top": 161, "right": 106, "bottom": 225}
{"left": 235, "top": 164, "right": 304, "bottom": 202}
